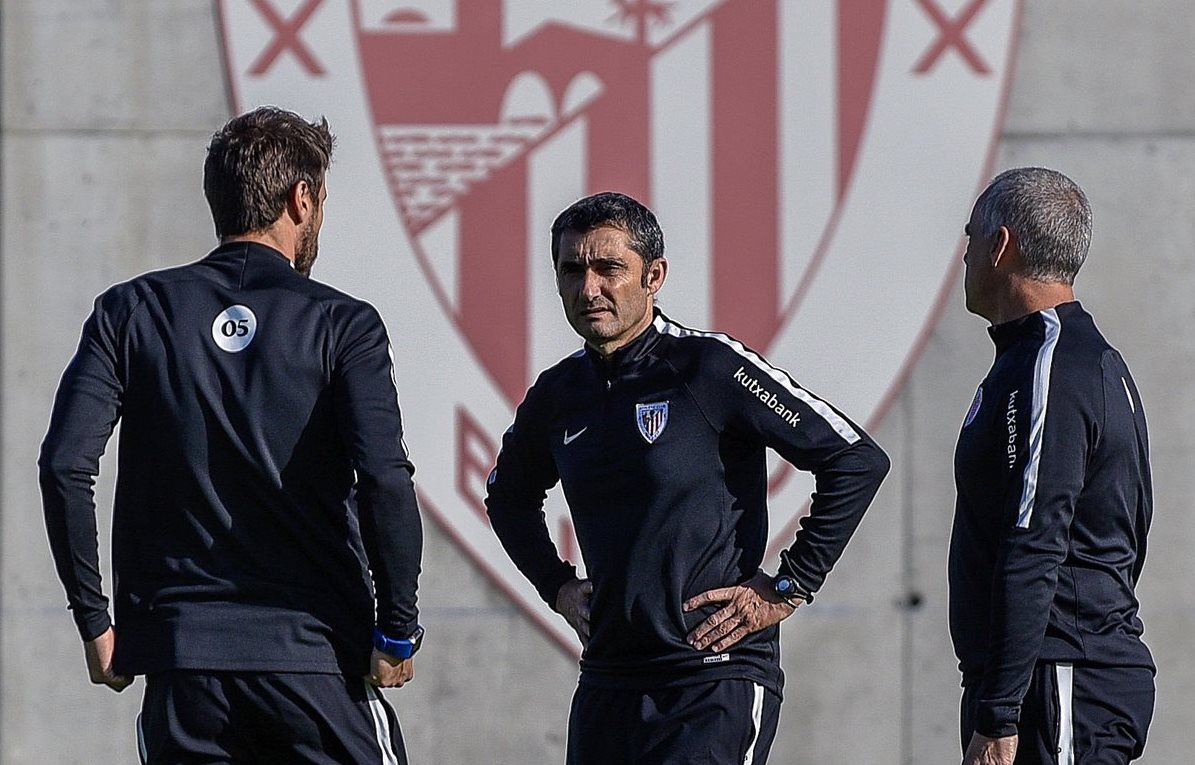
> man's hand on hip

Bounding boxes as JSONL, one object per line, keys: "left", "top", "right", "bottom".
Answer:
{"left": 962, "top": 732, "right": 1017, "bottom": 765}
{"left": 683, "top": 571, "right": 797, "bottom": 652}
{"left": 555, "top": 578, "right": 593, "bottom": 647}
{"left": 84, "top": 627, "right": 133, "bottom": 692}
{"left": 367, "top": 650, "right": 415, "bottom": 688}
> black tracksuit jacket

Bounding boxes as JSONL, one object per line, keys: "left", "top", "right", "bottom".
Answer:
{"left": 39, "top": 242, "right": 422, "bottom": 676}
{"left": 950, "top": 301, "right": 1154, "bottom": 737}
{"left": 485, "top": 311, "right": 889, "bottom": 695}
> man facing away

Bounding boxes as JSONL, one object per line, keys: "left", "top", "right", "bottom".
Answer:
{"left": 951, "top": 167, "right": 1154, "bottom": 765}
{"left": 485, "top": 191, "right": 890, "bottom": 764}
{"left": 39, "top": 107, "right": 424, "bottom": 764}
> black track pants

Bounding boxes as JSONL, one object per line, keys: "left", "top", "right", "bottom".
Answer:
{"left": 567, "top": 678, "right": 781, "bottom": 765}
{"left": 962, "top": 663, "right": 1154, "bottom": 764}
{"left": 136, "top": 671, "right": 407, "bottom": 765}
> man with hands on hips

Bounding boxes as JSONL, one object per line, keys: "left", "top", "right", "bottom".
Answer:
{"left": 486, "top": 191, "right": 889, "bottom": 764}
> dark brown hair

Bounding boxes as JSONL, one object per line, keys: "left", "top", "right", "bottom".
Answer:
{"left": 550, "top": 192, "right": 664, "bottom": 270}
{"left": 203, "top": 106, "right": 335, "bottom": 238}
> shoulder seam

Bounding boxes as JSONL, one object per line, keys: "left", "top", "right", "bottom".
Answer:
{"left": 663, "top": 356, "right": 720, "bottom": 434}
{"left": 103, "top": 284, "right": 149, "bottom": 381}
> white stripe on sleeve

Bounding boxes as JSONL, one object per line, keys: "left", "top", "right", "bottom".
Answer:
{"left": 1016, "top": 308, "right": 1061, "bottom": 528}
{"left": 654, "top": 315, "right": 861, "bottom": 444}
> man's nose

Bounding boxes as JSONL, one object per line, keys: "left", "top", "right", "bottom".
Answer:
{"left": 581, "top": 270, "right": 602, "bottom": 298}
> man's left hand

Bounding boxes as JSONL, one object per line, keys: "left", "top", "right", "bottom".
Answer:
{"left": 683, "top": 571, "right": 797, "bottom": 652}
{"left": 367, "top": 650, "right": 415, "bottom": 688}
{"left": 962, "top": 732, "right": 1017, "bottom": 765}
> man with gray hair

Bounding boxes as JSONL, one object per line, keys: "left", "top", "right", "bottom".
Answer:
{"left": 951, "top": 167, "right": 1154, "bottom": 764}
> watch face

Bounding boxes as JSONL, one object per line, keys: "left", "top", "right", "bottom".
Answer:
{"left": 775, "top": 576, "right": 796, "bottom": 595}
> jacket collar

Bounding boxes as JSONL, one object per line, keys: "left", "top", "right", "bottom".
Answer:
{"left": 988, "top": 300, "right": 1082, "bottom": 353}
{"left": 206, "top": 240, "right": 294, "bottom": 269}
{"left": 583, "top": 309, "right": 665, "bottom": 378}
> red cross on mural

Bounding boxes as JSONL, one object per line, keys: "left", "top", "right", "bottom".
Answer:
{"left": 248, "top": 0, "right": 326, "bottom": 77}
{"left": 912, "top": 0, "right": 992, "bottom": 75}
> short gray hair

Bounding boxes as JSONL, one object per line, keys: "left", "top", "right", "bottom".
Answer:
{"left": 974, "top": 167, "right": 1092, "bottom": 284}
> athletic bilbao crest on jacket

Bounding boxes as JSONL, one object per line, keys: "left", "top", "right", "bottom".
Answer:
{"left": 636, "top": 402, "right": 669, "bottom": 444}
{"left": 219, "top": 0, "right": 1021, "bottom": 651}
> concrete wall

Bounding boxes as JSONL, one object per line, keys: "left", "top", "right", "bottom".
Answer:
{"left": 3, "top": 1, "right": 1192, "bottom": 762}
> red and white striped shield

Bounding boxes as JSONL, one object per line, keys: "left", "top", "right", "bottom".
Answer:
{"left": 218, "top": 0, "right": 1021, "bottom": 652}
{"left": 635, "top": 402, "right": 670, "bottom": 444}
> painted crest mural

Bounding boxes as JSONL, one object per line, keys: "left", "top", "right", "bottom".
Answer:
{"left": 219, "top": 0, "right": 1021, "bottom": 650}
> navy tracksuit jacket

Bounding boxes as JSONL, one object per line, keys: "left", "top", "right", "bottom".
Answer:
{"left": 950, "top": 301, "right": 1154, "bottom": 737}
{"left": 486, "top": 310, "right": 889, "bottom": 695}
{"left": 39, "top": 242, "right": 422, "bottom": 676}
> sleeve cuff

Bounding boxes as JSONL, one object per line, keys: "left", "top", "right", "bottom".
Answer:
{"left": 777, "top": 551, "right": 816, "bottom": 604}
{"left": 376, "top": 620, "right": 421, "bottom": 640}
{"left": 975, "top": 702, "right": 1021, "bottom": 738}
{"left": 539, "top": 564, "right": 579, "bottom": 609}
{"left": 74, "top": 610, "right": 112, "bottom": 643}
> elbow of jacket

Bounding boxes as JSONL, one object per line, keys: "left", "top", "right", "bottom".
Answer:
{"left": 357, "top": 473, "right": 416, "bottom": 504}
{"left": 484, "top": 502, "right": 503, "bottom": 530}
{"left": 485, "top": 501, "right": 518, "bottom": 540}
{"left": 875, "top": 447, "right": 892, "bottom": 480}
{"left": 37, "top": 446, "right": 85, "bottom": 490}
{"left": 860, "top": 441, "right": 891, "bottom": 483}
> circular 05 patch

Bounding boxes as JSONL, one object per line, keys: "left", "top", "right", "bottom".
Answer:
{"left": 211, "top": 305, "right": 257, "bottom": 353}
{"left": 963, "top": 385, "right": 983, "bottom": 428}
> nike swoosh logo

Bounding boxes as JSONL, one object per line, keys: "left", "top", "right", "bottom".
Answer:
{"left": 563, "top": 427, "right": 588, "bottom": 445}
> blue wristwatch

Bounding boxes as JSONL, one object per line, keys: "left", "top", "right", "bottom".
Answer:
{"left": 772, "top": 574, "right": 812, "bottom": 606}
{"left": 372, "top": 625, "right": 425, "bottom": 659}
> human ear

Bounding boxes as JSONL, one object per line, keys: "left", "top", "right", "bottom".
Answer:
{"left": 990, "top": 226, "right": 1012, "bottom": 268}
{"left": 288, "top": 180, "right": 313, "bottom": 224}
{"left": 646, "top": 257, "right": 668, "bottom": 294}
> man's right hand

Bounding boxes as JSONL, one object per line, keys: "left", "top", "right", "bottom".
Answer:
{"left": 962, "top": 732, "right": 1017, "bottom": 765}
{"left": 555, "top": 578, "right": 593, "bottom": 647}
{"left": 84, "top": 627, "right": 134, "bottom": 693}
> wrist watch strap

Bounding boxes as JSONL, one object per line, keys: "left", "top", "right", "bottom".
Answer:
{"left": 373, "top": 625, "right": 425, "bottom": 659}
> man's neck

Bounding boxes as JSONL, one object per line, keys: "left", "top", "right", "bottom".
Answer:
{"left": 590, "top": 311, "right": 655, "bottom": 358}
{"left": 222, "top": 226, "right": 296, "bottom": 267}
{"left": 989, "top": 278, "right": 1075, "bottom": 325}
